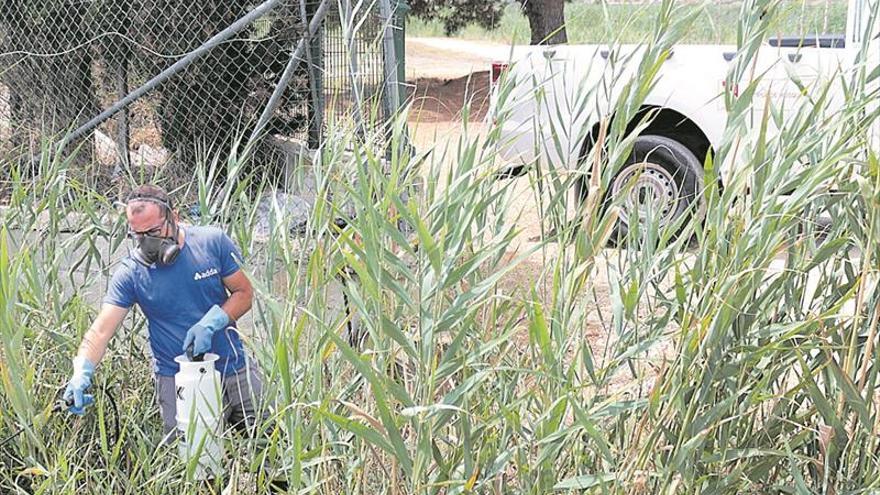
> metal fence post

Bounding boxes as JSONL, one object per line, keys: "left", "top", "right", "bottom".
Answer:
{"left": 304, "top": 0, "right": 324, "bottom": 149}
{"left": 379, "top": 0, "right": 400, "bottom": 124}
{"left": 247, "top": 0, "right": 331, "bottom": 148}
{"left": 393, "top": 1, "right": 409, "bottom": 107}
{"left": 379, "top": 0, "right": 409, "bottom": 123}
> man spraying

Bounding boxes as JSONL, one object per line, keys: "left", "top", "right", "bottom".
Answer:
{"left": 63, "top": 184, "right": 265, "bottom": 440}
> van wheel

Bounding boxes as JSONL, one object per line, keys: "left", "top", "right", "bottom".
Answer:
{"left": 597, "top": 134, "right": 704, "bottom": 242}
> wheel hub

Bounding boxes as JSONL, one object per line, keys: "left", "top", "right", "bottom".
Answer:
{"left": 611, "top": 162, "right": 680, "bottom": 227}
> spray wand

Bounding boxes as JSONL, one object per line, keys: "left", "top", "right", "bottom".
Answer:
{"left": 0, "top": 388, "right": 120, "bottom": 450}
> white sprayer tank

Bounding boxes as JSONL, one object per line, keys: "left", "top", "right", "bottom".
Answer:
{"left": 174, "top": 353, "right": 225, "bottom": 480}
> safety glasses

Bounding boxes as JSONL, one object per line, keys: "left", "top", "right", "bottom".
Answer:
{"left": 127, "top": 219, "right": 168, "bottom": 241}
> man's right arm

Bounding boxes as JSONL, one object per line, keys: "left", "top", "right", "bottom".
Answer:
{"left": 77, "top": 304, "right": 129, "bottom": 365}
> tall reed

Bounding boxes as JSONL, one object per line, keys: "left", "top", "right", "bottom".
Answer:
{"left": 1, "top": 0, "right": 879, "bottom": 493}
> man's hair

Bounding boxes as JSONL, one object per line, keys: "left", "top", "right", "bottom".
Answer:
{"left": 126, "top": 184, "right": 173, "bottom": 215}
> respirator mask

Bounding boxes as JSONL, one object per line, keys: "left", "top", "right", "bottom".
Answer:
{"left": 127, "top": 195, "right": 181, "bottom": 267}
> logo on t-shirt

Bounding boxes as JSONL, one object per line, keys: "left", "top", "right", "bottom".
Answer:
{"left": 193, "top": 267, "right": 219, "bottom": 281}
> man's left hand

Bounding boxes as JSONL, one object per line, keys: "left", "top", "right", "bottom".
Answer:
{"left": 182, "top": 305, "right": 230, "bottom": 356}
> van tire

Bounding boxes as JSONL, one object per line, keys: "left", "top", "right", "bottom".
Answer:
{"left": 580, "top": 134, "right": 705, "bottom": 244}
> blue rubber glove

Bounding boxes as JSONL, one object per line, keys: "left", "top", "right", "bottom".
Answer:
{"left": 182, "top": 305, "right": 230, "bottom": 357}
{"left": 63, "top": 356, "right": 96, "bottom": 415}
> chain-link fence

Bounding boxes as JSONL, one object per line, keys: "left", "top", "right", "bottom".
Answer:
{"left": 323, "top": 3, "right": 392, "bottom": 136}
{"left": 0, "top": 0, "right": 407, "bottom": 186}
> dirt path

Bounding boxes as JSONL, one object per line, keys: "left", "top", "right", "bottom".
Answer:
{"left": 406, "top": 37, "right": 522, "bottom": 80}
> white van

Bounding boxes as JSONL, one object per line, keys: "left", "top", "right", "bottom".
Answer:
{"left": 488, "top": 0, "right": 879, "bottom": 237}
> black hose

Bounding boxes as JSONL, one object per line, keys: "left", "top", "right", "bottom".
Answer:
{"left": 341, "top": 287, "right": 357, "bottom": 347}
{"left": 103, "top": 386, "right": 121, "bottom": 448}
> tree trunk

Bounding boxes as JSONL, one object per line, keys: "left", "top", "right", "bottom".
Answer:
{"left": 522, "top": 0, "right": 567, "bottom": 45}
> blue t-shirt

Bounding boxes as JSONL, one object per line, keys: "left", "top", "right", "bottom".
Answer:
{"left": 103, "top": 225, "right": 247, "bottom": 376}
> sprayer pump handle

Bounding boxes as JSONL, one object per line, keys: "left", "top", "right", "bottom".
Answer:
{"left": 185, "top": 344, "right": 205, "bottom": 362}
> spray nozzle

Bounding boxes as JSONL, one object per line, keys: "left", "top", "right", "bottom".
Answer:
{"left": 53, "top": 398, "right": 71, "bottom": 413}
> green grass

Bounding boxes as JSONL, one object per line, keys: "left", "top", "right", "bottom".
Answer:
{"left": 407, "top": 1, "right": 849, "bottom": 44}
